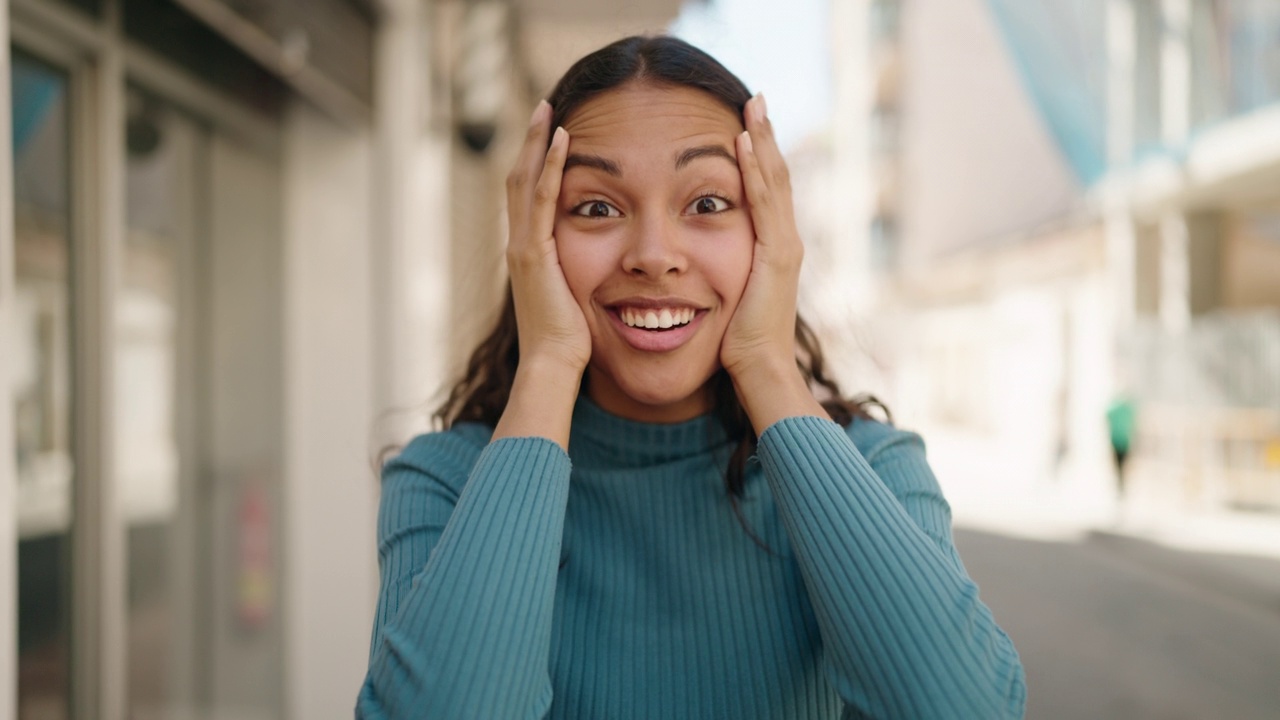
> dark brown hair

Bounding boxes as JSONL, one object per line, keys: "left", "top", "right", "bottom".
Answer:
{"left": 437, "top": 36, "right": 883, "bottom": 503}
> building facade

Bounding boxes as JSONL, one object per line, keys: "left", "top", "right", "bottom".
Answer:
{"left": 815, "top": 0, "right": 1280, "bottom": 512}
{"left": 2, "top": 1, "right": 680, "bottom": 719}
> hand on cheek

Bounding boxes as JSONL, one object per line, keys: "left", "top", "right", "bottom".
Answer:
{"left": 493, "top": 101, "right": 591, "bottom": 448}
{"left": 505, "top": 102, "right": 591, "bottom": 376}
{"left": 721, "top": 93, "right": 827, "bottom": 430}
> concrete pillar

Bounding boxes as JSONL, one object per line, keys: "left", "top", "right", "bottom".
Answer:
{"left": 1105, "top": 211, "right": 1139, "bottom": 330}
{"left": 1107, "top": 0, "right": 1136, "bottom": 167}
{"left": 1159, "top": 211, "right": 1192, "bottom": 331}
{"left": 1133, "top": 0, "right": 1163, "bottom": 151}
{"left": 1160, "top": 0, "right": 1191, "bottom": 146}
{"left": 829, "top": 0, "right": 873, "bottom": 310}
{"left": 281, "top": 101, "right": 378, "bottom": 720}
{"left": 371, "top": 0, "right": 453, "bottom": 448}
{"left": 1105, "top": 0, "right": 1138, "bottom": 333}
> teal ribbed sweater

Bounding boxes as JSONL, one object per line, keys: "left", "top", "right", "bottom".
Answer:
{"left": 357, "top": 398, "right": 1026, "bottom": 719}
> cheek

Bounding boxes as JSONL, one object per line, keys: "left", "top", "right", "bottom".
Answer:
{"left": 554, "top": 229, "right": 609, "bottom": 305}
{"left": 704, "top": 226, "right": 754, "bottom": 308}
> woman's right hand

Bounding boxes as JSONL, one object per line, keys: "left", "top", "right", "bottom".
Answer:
{"left": 492, "top": 101, "right": 589, "bottom": 449}
{"left": 504, "top": 101, "right": 591, "bottom": 376}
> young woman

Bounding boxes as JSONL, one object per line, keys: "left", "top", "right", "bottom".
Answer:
{"left": 358, "top": 36, "right": 1025, "bottom": 719}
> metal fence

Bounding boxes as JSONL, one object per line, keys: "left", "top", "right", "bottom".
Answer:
{"left": 1129, "top": 310, "right": 1280, "bottom": 409}
{"left": 1126, "top": 310, "right": 1280, "bottom": 511}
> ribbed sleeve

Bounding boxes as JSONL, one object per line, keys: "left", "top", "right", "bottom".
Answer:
{"left": 357, "top": 436, "right": 572, "bottom": 719}
{"left": 757, "top": 416, "right": 1027, "bottom": 719}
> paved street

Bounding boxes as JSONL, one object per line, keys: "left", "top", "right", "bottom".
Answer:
{"left": 955, "top": 528, "right": 1280, "bottom": 720}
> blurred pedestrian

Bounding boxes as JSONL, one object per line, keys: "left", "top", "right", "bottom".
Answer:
{"left": 358, "top": 36, "right": 1024, "bottom": 720}
{"left": 1107, "top": 395, "right": 1136, "bottom": 499}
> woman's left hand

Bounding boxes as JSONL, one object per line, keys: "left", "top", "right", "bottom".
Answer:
{"left": 721, "top": 93, "right": 827, "bottom": 429}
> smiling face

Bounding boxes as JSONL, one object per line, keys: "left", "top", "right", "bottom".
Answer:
{"left": 555, "top": 82, "right": 753, "bottom": 423}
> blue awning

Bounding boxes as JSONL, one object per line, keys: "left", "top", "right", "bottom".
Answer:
{"left": 985, "top": 0, "right": 1109, "bottom": 183}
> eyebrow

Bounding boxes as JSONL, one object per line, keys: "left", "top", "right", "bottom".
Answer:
{"left": 564, "top": 153, "right": 621, "bottom": 177}
{"left": 675, "top": 144, "right": 737, "bottom": 170}
{"left": 562, "top": 144, "right": 737, "bottom": 177}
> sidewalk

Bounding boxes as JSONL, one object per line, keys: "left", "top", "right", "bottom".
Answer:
{"left": 921, "top": 424, "right": 1280, "bottom": 615}
{"left": 922, "top": 424, "right": 1280, "bottom": 552}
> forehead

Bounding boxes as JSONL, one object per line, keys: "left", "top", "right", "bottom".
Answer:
{"left": 561, "top": 83, "right": 743, "bottom": 151}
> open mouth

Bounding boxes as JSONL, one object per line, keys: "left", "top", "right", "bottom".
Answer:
{"left": 617, "top": 307, "right": 697, "bottom": 331}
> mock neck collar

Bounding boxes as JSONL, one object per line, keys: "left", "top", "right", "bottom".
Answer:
{"left": 567, "top": 394, "right": 736, "bottom": 470}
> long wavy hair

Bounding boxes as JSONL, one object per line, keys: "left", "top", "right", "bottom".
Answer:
{"left": 436, "top": 36, "right": 884, "bottom": 506}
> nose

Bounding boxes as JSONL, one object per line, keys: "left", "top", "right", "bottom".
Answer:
{"left": 621, "top": 212, "right": 687, "bottom": 278}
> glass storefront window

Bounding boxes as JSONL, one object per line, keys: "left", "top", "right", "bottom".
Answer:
{"left": 11, "top": 4, "right": 288, "bottom": 714}
{"left": 118, "top": 86, "right": 285, "bottom": 720}
{"left": 121, "top": 86, "right": 202, "bottom": 719}
{"left": 11, "top": 49, "right": 74, "bottom": 720}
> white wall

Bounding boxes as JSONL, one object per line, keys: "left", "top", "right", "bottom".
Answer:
{"left": 281, "top": 101, "right": 379, "bottom": 720}
{"left": 899, "top": 0, "right": 1079, "bottom": 262}
{"left": 372, "top": 0, "right": 454, "bottom": 446}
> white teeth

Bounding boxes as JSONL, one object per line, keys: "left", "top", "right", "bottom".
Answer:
{"left": 620, "top": 307, "right": 696, "bottom": 329}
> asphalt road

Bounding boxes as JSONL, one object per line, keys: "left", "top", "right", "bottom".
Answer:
{"left": 955, "top": 528, "right": 1280, "bottom": 720}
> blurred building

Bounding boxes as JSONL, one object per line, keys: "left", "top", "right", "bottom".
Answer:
{"left": 2, "top": 1, "right": 680, "bottom": 719}
{"left": 811, "top": 0, "right": 1280, "bottom": 511}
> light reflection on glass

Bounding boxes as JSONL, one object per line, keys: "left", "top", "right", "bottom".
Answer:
{"left": 12, "top": 49, "right": 73, "bottom": 720}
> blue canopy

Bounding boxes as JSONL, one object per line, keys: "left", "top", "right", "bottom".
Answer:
{"left": 984, "top": 0, "right": 1110, "bottom": 184}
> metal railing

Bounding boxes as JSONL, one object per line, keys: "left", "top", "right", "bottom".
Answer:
{"left": 1127, "top": 310, "right": 1280, "bottom": 511}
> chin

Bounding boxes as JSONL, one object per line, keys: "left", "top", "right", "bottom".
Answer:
{"left": 590, "top": 362, "right": 718, "bottom": 422}
{"left": 621, "top": 383, "right": 701, "bottom": 409}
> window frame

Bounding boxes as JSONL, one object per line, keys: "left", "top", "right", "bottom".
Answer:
{"left": 8, "top": 2, "right": 283, "bottom": 717}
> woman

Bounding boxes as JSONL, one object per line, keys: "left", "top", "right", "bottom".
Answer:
{"left": 358, "top": 36, "right": 1025, "bottom": 719}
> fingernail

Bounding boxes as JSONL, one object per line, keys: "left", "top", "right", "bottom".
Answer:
{"left": 740, "top": 130, "right": 753, "bottom": 153}
{"left": 529, "top": 99, "right": 548, "bottom": 127}
{"left": 757, "top": 92, "right": 768, "bottom": 121}
{"left": 553, "top": 126, "right": 567, "bottom": 145}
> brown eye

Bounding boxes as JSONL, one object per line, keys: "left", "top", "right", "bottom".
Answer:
{"left": 572, "top": 200, "right": 621, "bottom": 218}
{"left": 687, "top": 195, "right": 729, "bottom": 215}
